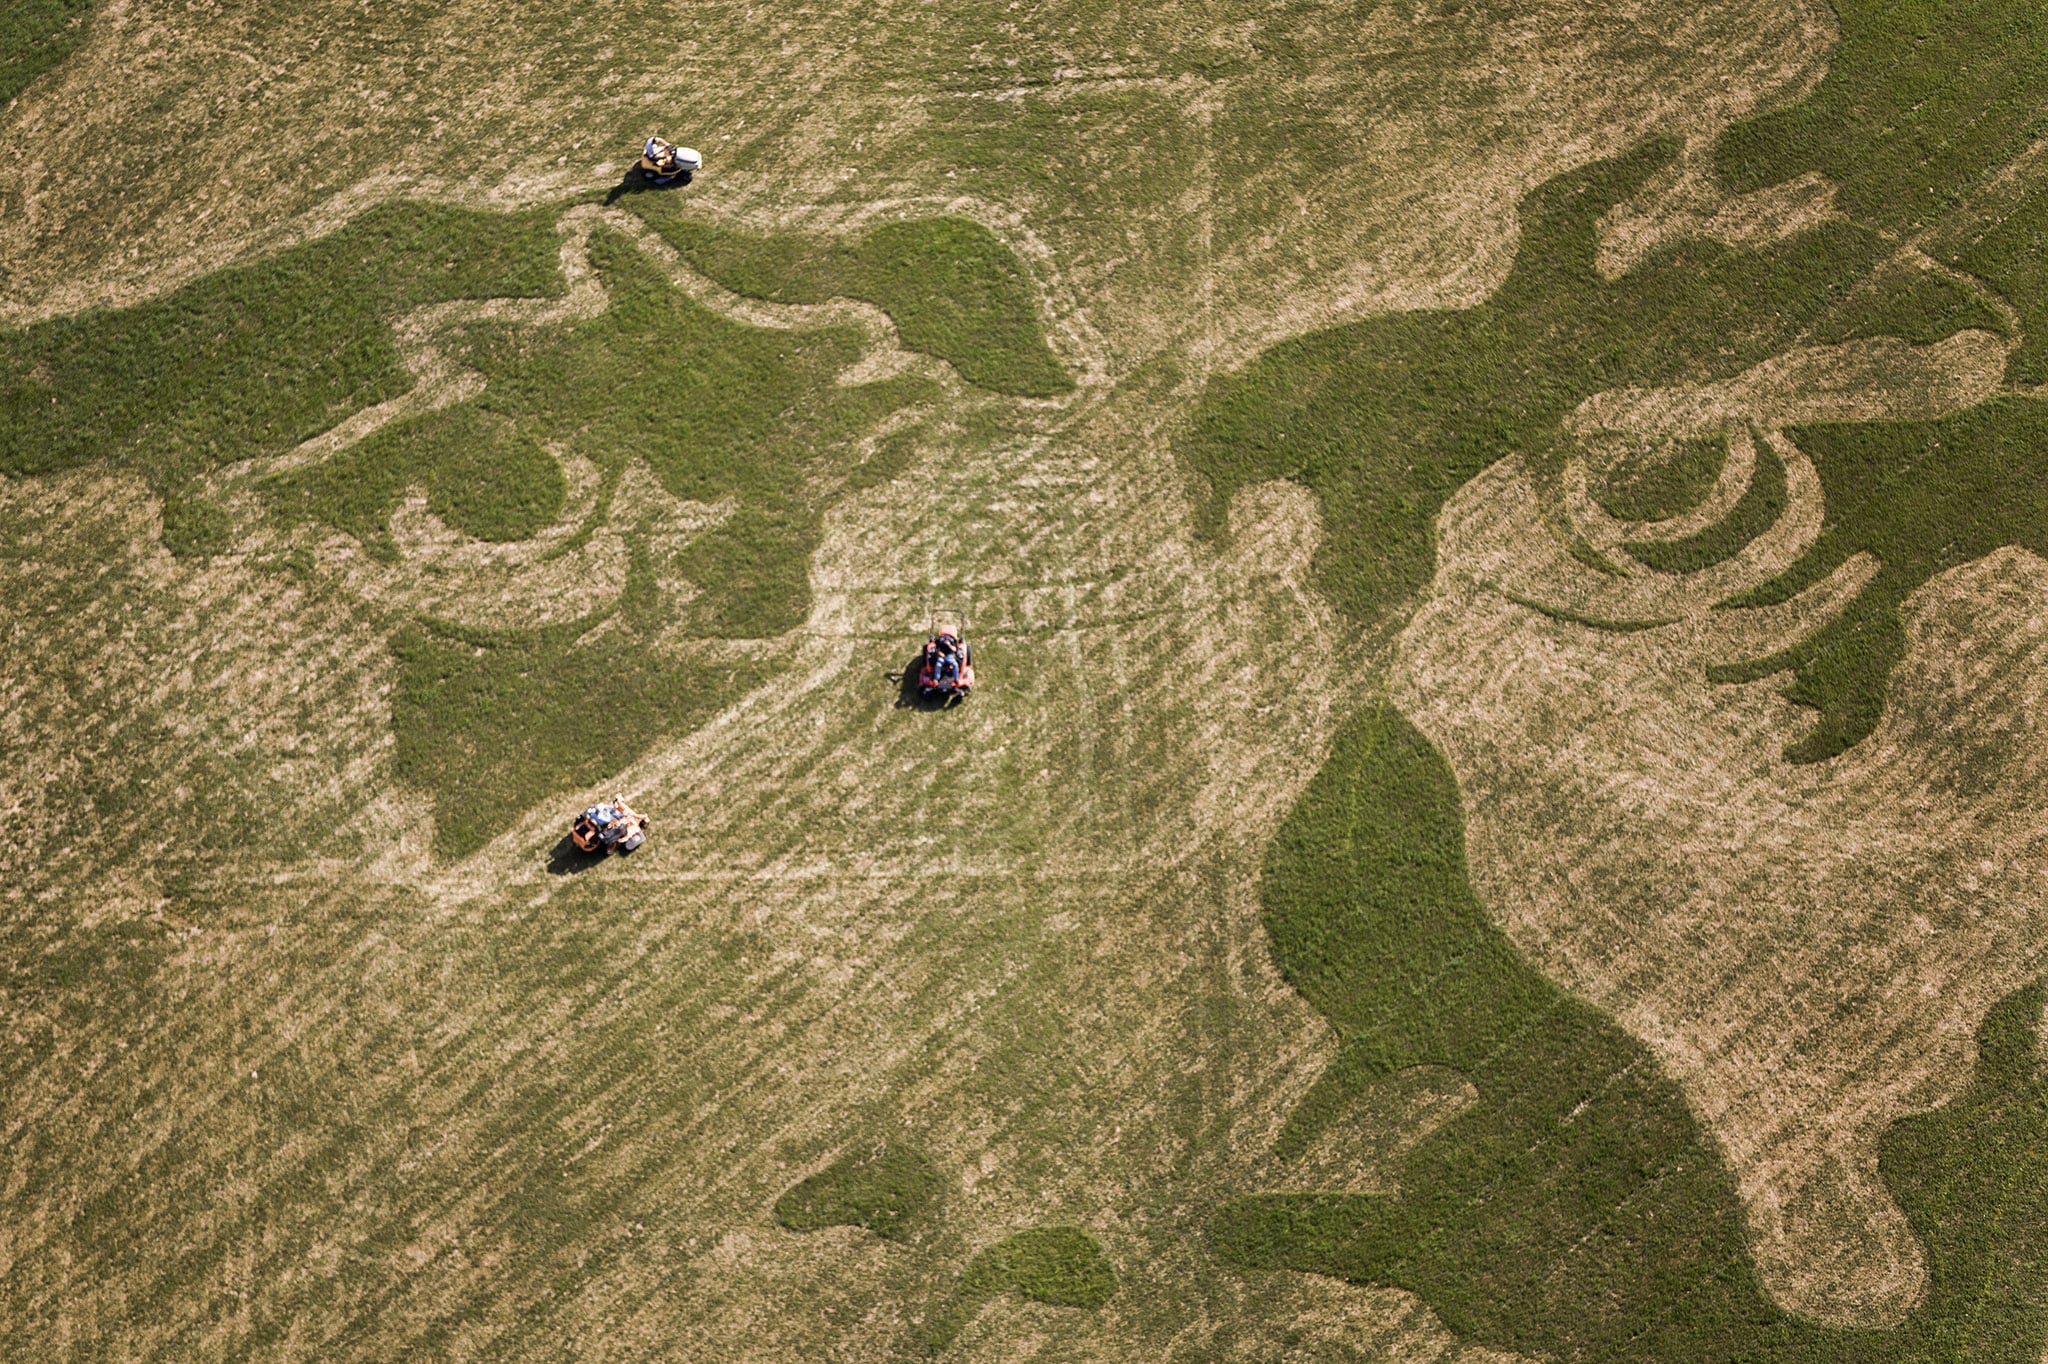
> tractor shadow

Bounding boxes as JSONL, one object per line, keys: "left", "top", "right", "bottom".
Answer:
{"left": 545, "top": 834, "right": 607, "bottom": 875}
{"left": 891, "top": 654, "right": 965, "bottom": 711}
{"left": 603, "top": 169, "right": 694, "bottom": 206}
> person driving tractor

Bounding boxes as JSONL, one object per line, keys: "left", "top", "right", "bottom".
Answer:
{"left": 638, "top": 136, "right": 701, "bottom": 185}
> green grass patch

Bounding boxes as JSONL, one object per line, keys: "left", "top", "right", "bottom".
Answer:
{"left": 273, "top": 226, "right": 937, "bottom": 636}
{"left": 1714, "top": 0, "right": 2048, "bottom": 238}
{"left": 1176, "top": 137, "right": 1927, "bottom": 631}
{"left": 5, "top": 200, "right": 939, "bottom": 854}
{"left": 627, "top": 204, "right": 1073, "bottom": 398}
{"left": 1671, "top": 0, "right": 2048, "bottom": 758}
{"left": 0, "top": 0, "right": 94, "bottom": 106}
{"left": 1181, "top": 0, "right": 2048, "bottom": 760}
{"left": 1595, "top": 433, "right": 1728, "bottom": 523}
{"left": 266, "top": 406, "right": 567, "bottom": 556}
{"left": 1714, "top": 401, "right": 2048, "bottom": 762}
{"left": 1625, "top": 429, "right": 1785, "bottom": 573}
{"left": 1211, "top": 701, "right": 2048, "bottom": 1362}
{"left": 774, "top": 1142, "right": 944, "bottom": 1242}
{"left": 0, "top": 200, "right": 564, "bottom": 554}
{"left": 1952, "top": 179, "right": 2048, "bottom": 385}
{"left": 390, "top": 554, "right": 775, "bottom": 858}
{"left": 920, "top": 1226, "right": 1116, "bottom": 1355}
{"left": 1810, "top": 259, "right": 2008, "bottom": 350}
{"left": 341, "top": 227, "right": 935, "bottom": 850}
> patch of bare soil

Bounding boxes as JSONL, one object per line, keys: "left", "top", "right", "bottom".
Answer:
{"left": 1392, "top": 438, "right": 2048, "bottom": 1326}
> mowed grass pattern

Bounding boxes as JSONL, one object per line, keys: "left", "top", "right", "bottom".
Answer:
{"left": 0, "top": 202, "right": 566, "bottom": 554}
{"left": 2, "top": 198, "right": 1072, "bottom": 856}
{"left": 6, "top": 0, "right": 2048, "bottom": 1359}
{"left": 1212, "top": 704, "right": 2048, "bottom": 1361}
{"left": 627, "top": 204, "right": 1074, "bottom": 399}
{"left": 279, "top": 224, "right": 943, "bottom": 852}
{"left": 1190, "top": 0, "right": 2048, "bottom": 1355}
{"left": 919, "top": 1225, "right": 1118, "bottom": 1355}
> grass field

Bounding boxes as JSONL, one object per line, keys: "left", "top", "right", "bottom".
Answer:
{"left": 5, "top": 0, "right": 2048, "bottom": 1359}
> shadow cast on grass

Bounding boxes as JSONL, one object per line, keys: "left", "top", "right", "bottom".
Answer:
{"left": 890, "top": 653, "right": 967, "bottom": 712}
{"left": 544, "top": 834, "right": 608, "bottom": 876}
{"left": 603, "top": 168, "right": 692, "bottom": 207}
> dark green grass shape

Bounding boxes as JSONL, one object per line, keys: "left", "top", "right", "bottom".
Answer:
{"left": 627, "top": 202, "right": 1073, "bottom": 399}
{"left": 1715, "top": 0, "right": 2048, "bottom": 241}
{"left": 268, "top": 405, "right": 567, "bottom": 554}
{"left": 1178, "top": 136, "right": 1996, "bottom": 634}
{"left": 0, "top": 0, "right": 93, "bottom": 106}
{"left": 0, "top": 202, "right": 565, "bottom": 556}
{"left": 1211, "top": 702, "right": 2048, "bottom": 1362}
{"left": 775, "top": 1143, "right": 944, "bottom": 1242}
{"left": 1715, "top": 403, "right": 2048, "bottom": 762}
{"left": 1179, "top": 96, "right": 2045, "bottom": 760}
{"left": 268, "top": 226, "right": 936, "bottom": 638}
{"left": 390, "top": 550, "right": 776, "bottom": 859}
{"left": 1625, "top": 428, "right": 1786, "bottom": 574}
{"left": 919, "top": 1226, "right": 1116, "bottom": 1356}
{"left": 1595, "top": 432, "right": 1727, "bottom": 524}
{"left": 354, "top": 230, "right": 931, "bottom": 854}
{"left": 1716, "top": 0, "right": 2048, "bottom": 384}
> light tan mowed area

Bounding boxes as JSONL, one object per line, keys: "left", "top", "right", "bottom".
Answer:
{"left": 5, "top": 0, "right": 1986, "bottom": 1357}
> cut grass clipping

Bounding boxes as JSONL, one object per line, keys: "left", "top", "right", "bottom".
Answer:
{"left": 1212, "top": 702, "right": 2048, "bottom": 1362}
{"left": 626, "top": 201, "right": 1073, "bottom": 399}
{"left": 775, "top": 1143, "right": 944, "bottom": 1242}
{"left": 918, "top": 1226, "right": 1116, "bottom": 1356}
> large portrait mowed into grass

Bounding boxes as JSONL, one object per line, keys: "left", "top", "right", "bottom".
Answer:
{"left": 1189, "top": 1, "right": 2048, "bottom": 1357}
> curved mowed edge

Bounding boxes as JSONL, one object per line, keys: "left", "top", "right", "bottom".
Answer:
{"left": 1210, "top": 700, "right": 2048, "bottom": 1361}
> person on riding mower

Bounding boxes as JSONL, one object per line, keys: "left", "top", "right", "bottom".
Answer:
{"left": 644, "top": 136, "right": 680, "bottom": 174}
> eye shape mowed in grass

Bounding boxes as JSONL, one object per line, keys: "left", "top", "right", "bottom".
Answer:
{"left": 0, "top": 191, "right": 1071, "bottom": 859}
{"left": 261, "top": 225, "right": 944, "bottom": 855}
{"left": 1187, "top": 0, "right": 2048, "bottom": 1354}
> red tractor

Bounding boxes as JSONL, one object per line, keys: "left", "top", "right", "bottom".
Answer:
{"left": 917, "top": 610, "right": 975, "bottom": 704}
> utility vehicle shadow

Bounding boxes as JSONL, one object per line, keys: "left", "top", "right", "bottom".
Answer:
{"left": 603, "top": 169, "right": 693, "bottom": 206}
{"left": 545, "top": 834, "right": 607, "bottom": 875}
{"left": 891, "top": 655, "right": 964, "bottom": 712}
